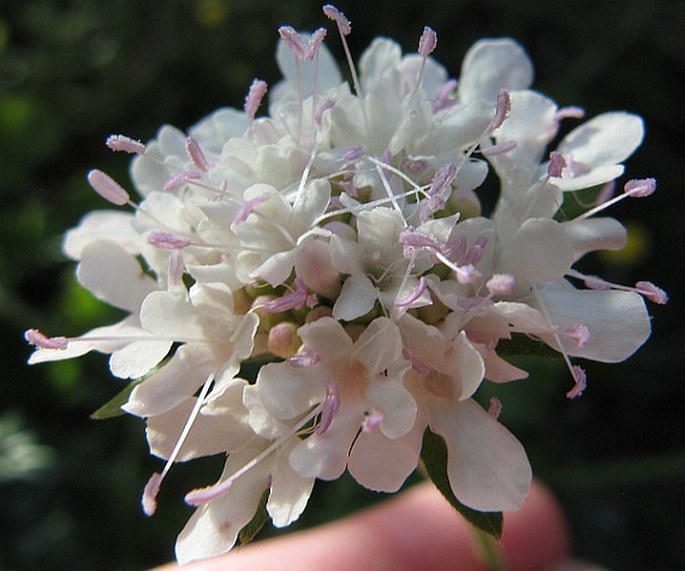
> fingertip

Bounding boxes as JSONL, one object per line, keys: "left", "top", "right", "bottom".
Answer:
{"left": 500, "top": 480, "right": 571, "bottom": 571}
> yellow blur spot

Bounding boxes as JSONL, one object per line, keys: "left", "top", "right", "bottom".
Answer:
{"left": 598, "top": 221, "right": 650, "bottom": 266}
{"left": 195, "top": 0, "right": 230, "bottom": 27}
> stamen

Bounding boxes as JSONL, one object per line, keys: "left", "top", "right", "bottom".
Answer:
{"left": 624, "top": 178, "right": 656, "bottom": 198}
{"left": 481, "top": 140, "right": 517, "bottom": 157}
{"left": 566, "top": 365, "right": 587, "bottom": 399}
{"left": 432, "top": 79, "right": 458, "bottom": 112}
{"left": 574, "top": 176, "right": 656, "bottom": 221}
{"left": 322, "top": 5, "right": 351, "bottom": 35}
{"left": 185, "top": 137, "right": 211, "bottom": 172}
{"left": 184, "top": 475, "right": 234, "bottom": 506}
{"left": 278, "top": 26, "right": 306, "bottom": 59}
{"left": 314, "top": 98, "right": 336, "bottom": 125}
{"left": 413, "top": 27, "right": 437, "bottom": 95}
{"left": 142, "top": 373, "right": 214, "bottom": 515}
{"left": 400, "top": 157, "right": 429, "bottom": 174}
{"left": 635, "top": 281, "right": 668, "bottom": 305}
{"left": 323, "top": 5, "right": 370, "bottom": 141}
{"left": 304, "top": 27, "right": 328, "bottom": 61}
{"left": 233, "top": 194, "right": 269, "bottom": 224}
{"left": 428, "top": 163, "right": 456, "bottom": 196}
{"left": 362, "top": 410, "right": 384, "bottom": 433}
{"left": 419, "top": 194, "right": 447, "bottom": 222}
{"left": 418, "top": 26, "right": 438, "bottom": 58}
{"left": 262, "top": 278, "right": 318, "bottom": 313}
{"left": 547, "top": 151, "right": 566, "bottom": 178}
{"left": 87, "top": 169, "right": 131, "bottom": 206}
{"left": 403, "top": 347, "right": 431, "bottom": 375}
{"left": 562, "top": 323, "right": 591, "bottom": 348}
{"left": 554, "top": 106, "right": 585, "bottom": 121}
{"left": 244, "top": 79, "right": 268, "bottom": 121}
{"left": 343, "top": 147, "right": 364, "bottom": 161}
{"left": 106, "top": 134, "right": 146, "bottom": 155}
{"left": 486, "top": 274, "right": 516, "bottom": 296}
{"left": 568, "top": 269, "right": 668, "bottom": 305}
{"left": 395, "top": 276, "right": 428, "bottom": 308}
{"left": 24, "top": 328, "right": 68, "bottom": 350}
{"left": 594, "top": 180, "right": 616, "bottom": 205}
{"left": 491, "top": 89, "right": 511, "bottom": 130}
{"left": 533, "top": 285, "right": 587, "bottom": 398}
{"left": 147, "top": 231, "right": 192, "bottom": 250}
{"left": 142, "top": 472, "right": 163, "bottom": 516}
{"left": 487, "top": 397, "right": 503, "bottom": 420}
{"left": 167, "top": 250, "right": 184, "bottom": 289}
{"left": 463, "top": 235, "right": 488, "bottom": 266}
{"left": 288, "top": 347, "right": 321, "bottom": 368}
{"left": 186, "top": 399, "right": 328, "bottom": 507}
{"left": 316, "top": 379, "right": 340, "bottom": 435}
{"left": 163, "top": 170, "right": 203, "bottom": 192}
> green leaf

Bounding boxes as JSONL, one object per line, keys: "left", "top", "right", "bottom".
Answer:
{"left": 238, "top": 489, "right": 270, "bottom": 545}
{"left": 90, "top": 379, "right": 143, "bottom": 420}
{"left": 495, "top": 333, "right": 560, "bottom": 359}
{"left": 420, "top": 428, "right": 503, "bottom": 539}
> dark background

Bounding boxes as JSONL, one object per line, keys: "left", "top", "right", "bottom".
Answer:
{"left": 1, "top": 1, "right": 683, "bottom": 569}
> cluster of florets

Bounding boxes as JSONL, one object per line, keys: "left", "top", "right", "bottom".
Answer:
{"left": 25, "top": 4, "right": 666, "bottom": 564}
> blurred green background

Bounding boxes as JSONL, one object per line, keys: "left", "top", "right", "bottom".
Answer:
{"left": 1, "top": 0, "right": 683, "bottom": 569}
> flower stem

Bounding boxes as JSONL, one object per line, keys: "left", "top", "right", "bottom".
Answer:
{"left": 472, "top": 526, "right": 508, "bottom": 571}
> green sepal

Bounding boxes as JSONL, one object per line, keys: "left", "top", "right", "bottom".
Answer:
{"left": 420, "top": 428, "right": 503, "bottom": 539}
{"left": 90, "top": 379, "right": 143, "bottom": 419}
{"left": 238, "top": 489, "right": 270, "bottom": 545}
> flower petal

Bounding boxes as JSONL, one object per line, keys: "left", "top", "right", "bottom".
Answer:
{"left": 429, "top": 398, "right": 531, "bottom": 511}
{"left": 537, "top": 285, "right": 651, "bottom": 362}
{"left": 459, "top": 38, "right": 534, "bottom": 104}
{"left": 348, "top": 420, "right": 424, "bottom": 492}
{"left": 77, "top": 241, "right": 156, "bottom": 312}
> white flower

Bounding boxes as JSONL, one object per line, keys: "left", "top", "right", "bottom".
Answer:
{"left": 246, "top": 317, "right": 415, "bottom": 491}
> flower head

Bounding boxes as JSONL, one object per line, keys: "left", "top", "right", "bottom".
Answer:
{"left": 26, "top": 4, "right": 665, "bottom": 564}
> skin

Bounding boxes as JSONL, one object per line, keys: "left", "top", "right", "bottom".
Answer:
{"left": 154, "top": 481, "right": 573, "bottom": 571}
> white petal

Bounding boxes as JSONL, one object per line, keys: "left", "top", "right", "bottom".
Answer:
{"left": 429, "top": 399, "right": 531, "bottom": 511}
{"left": 563, "top": 217, "right": 627, "bottom": 261}
{"left": 122, "top": 344, "right": 217, "bottom": 417}
{"left": 188, "top": 107, "right": 249, "bottom": 156}
{"left": 366, "top": 378, "right": 416, "bottom": 439}
{"left": 139, "top": 290, "right": 212, "bottom": 340}
{"left": 289, "top": 401, "right": 364, "bottom": 480}
{"left": 252, "top": 361, "right": 324, "bottom": 420}
{"left": 63, "top": 210, "right": 138, "bottom": 260}
{"left": 554, "top": 164, "right": 625, "bottom": 192}
{"left": 348, "top": 421, "right": 423, "bottom": 492}
{"left": 109, "top": 338, "right": 171, "bottom": 379}
{"left": 254, "top": 249, "right": 297, "bottom": 286}
{"left": 482, "top": 348, "right": 529, "bottom": 383}
{"left": 272, "top": 36, "right": 341, "bottom": 107}
{"left": 146, "top": 397, "right": 252, "bottom": 461}
{"left": 432, "top": 100, "right": 494, "bottom": 150}
{"left": 498, "top": 218, "right": 573, "bottom": 289}
{"left": 332, "top": 274, "right": 377, "bottom": 321}
{"left": 495, "top": 91, "right": 557, "bottom": 168}
{"left": 557, "top": 112, "right": 644, "bottom": 167}
{"left": 537, "top": 286, "right": 651, "bottom": 362}
{"left": 298, "top": 317, "right": 353, "bottom": 363}
{"left": 77, "top": 241, "right": 156, "bottom": 311}
{"left": 453, "top": 331, "right": 486, "bottom": 400}
{"left": 175, "top": 447, "right": 270, "bottom": 564}
{"left": 459, "top": 38, "right": 534, "bottom": 104}
{"left": 359, "top": 38, "right": 402, "bottom": 91}
{"left": 267, "top": 442, "right": 315, "bottom": 528}
{"left": 354, "top": 317, "right": 404, "bottom": 374}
